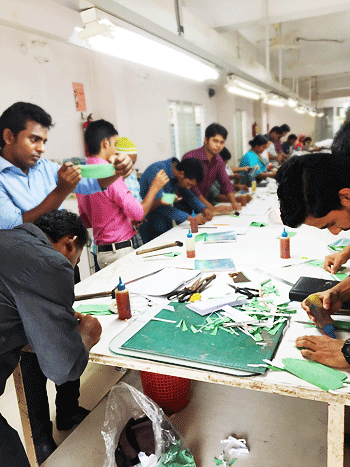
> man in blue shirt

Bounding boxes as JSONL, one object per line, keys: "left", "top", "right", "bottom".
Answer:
{"left": 0, "top": 102, "right": 133, "bottom": 463}
{"left": 139, "top": 157, "right": 213, "bottom": 242}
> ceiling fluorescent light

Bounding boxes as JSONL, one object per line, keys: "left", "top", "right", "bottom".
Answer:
{"left": 317, "top": 111, "right": 324, "bottom": 117}
{"left": 263, "top": 97, "right": 285, "bottom": 107}
{"left": 287, "top": 98, "right": 298, "bottom": 108}
{"left": 71, "top": 20, "right": 219, "bottom": 82}
{"left": 308, "top": 109, "right": 317, "bottom": 117}
{"left": 294, "top": 106, "right": 306, "bottom": 114}
{"left": 225, "top": 84, "right": 261, "bottom": 100}
{"left": 232, "top": 78, "right": 265, "bottom": 94}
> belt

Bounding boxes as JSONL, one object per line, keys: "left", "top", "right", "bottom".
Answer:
{"left": 97, "top": 240, "right": 132, "bottom": 252}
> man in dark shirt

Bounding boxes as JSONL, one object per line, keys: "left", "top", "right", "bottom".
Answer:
{"left": 182, "top": 123, "right": 241, "bottom": 212}
{"left": 0, "top": 210, "right": 102, "bottom": 467}
{"left": 281, "top": 134, "right": 297, "bottom": 155}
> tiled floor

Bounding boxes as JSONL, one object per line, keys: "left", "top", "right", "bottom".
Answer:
{"left": 4, "top": 365, "right": 350, "bottom": 466}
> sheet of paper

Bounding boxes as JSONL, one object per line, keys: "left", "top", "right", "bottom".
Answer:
{"left": 221, "top": 305, "right": 255, "bottom": 323}
{"left": 187, "top": 297, "right": 246, "bottom": 316}
{"left": 128, "top": 268, "right": 200, "bottom": 296}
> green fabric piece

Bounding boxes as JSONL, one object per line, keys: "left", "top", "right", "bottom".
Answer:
{"left": 157, "top": 441, "right": 196, "bottom": 467}
{"left": 253, "top": 333, "right": 263, "bottom": 342}
{"left": 229, "top": 459, "right": 237, "bottom": 465}
{"left": 182, "top": 320, "right": 188, "bottom": 331}
{"left": 161, "top": 193, "right": 176, "bottom": 204}
{"left": 282, "top": 358, "right": 347, "bottom": 391}
{"left": 74, "top": 304, "right": 113, "bottom": 315}
{"left": 250, "top": 222, "right": 267, "bottom": 227}
{"left": 195, "top": 233, "right": 208, "bottom": 242}
{"left": 191, "top": 325, "right": 200, "bottom": 333}
{"left": 79, "top": 164, "right": 115, "bottom": 178}
{"left": 211, "top": 327, "right": 218, "bottom": 336}
{"left": 213, "top": 459, "right": 224, "bottom": 466}
{"left": 176, "top": 320, "right": 183, "bottom": 328}
{"left": 307, "top": 260, "right": 345, "bottom": 272}
{"left": 163, "top": 252, "right": 181, "bottom": 257}
{"left": 268, "top": 321, "right": 286, "bottom": 335}
{"left": 333, "top": 273, "right": 348, "bottom": 280}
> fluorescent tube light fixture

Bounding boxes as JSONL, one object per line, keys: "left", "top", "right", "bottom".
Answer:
{"left": 316, "top": 111, "right": 324, "bottom": 117}
{"left": 287, "top": 98, "right": 298, "bottom": 108}
{"left": 231, "top": 78, "right": 266, "bottom": 95}
{"left": 225, "top": 84, "right": 261, "bottom": 100}
{"left": 71, "top": 20, "right": 219, "bottom": 82}
{"left": 263, "top": 95, "right": 285, "bottom": 107}
{"left": 294, "top": 106, "right": 306, "bottom": 114}
{"left": 308, "top": 109, "right": 317, "bottom": 117}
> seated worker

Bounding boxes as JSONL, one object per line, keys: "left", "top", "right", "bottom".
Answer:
{"left": 239, "top": 135, "right": 277, "bottom": 185}
{"left": 275, "top": 123, "right": 290, "bottom": 155}
{"left": 208, "top": 146, "right": 250, "bottom": 205}
{"left": 77, "top": 121, "right": 169, "bottom": 269}
{"left": 264, "top": 126, "right": 285, "bottom": 163}
{"left": 294, "top": 133, "right": 306, "bottom": 151}
{"left": 219, "top": 147, "right": 250, "bottom": 189}
{"left": 302, "top": 137, "right": 323, "bottom": 153}
{"left": 115, "top": 136, "right": 143, "bottom": 248}
{"left": 0, "top": 210, "right": 102, "bottom": 467}
{"left": 182, "top": 123, "right": 241, "bottom": 212}
{"left": 0, "top": 102, "right": 132, "bottom": 463}
{"left": 276, "top": 150, "right": 350, "bottom": 370}
{"left": 281, "top": 134, "right": 297, "bottom": 155}
{"left": 139, "top": 157, "right": 213, "bottom": 243}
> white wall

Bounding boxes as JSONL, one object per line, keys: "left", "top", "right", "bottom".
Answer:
{"left": 0, "top": 23, "right": 219, "bottom": 172}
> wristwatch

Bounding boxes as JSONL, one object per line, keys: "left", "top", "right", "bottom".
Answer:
{"left": 341, "top": 338, "right": 350, "bottom": 364}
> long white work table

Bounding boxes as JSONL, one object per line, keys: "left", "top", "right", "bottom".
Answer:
{"left": 17, "top": 183, "right": 350, "bottom": 466}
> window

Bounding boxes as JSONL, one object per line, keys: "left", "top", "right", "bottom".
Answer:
{"left": 169, "top": 101, "right": 205, "bottom": 159}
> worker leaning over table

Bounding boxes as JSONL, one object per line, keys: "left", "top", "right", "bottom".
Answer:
{"left": 276, "top": 126, "right": 350, "bottom": 370}
{"left": 0, "top": 102, "right": 133, "bottom": 464}
{"left": 139, "top": 157, "right": 213, "bottom": 243}
{"left": 0, "top": 210, "right": 102, "bottom": 467}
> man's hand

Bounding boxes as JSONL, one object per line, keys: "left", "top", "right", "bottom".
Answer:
{"left": 302, "top": 290, "right": 343, "bottom": 324}
{"left": 323, "top": 248, "right": 350, "bottom": 274}
{"left": 214, "top": 205, "right": 232, "bottom": 213}
{"left": 109, "top": 153, "right": 133, "bottom": 179}
{"left": 231, "top": 201, "right": 242, "bottom": 211}
{"left": 131, "top": 219, "right": 144, "bottom": 229}
{"left": 75, "top": 311, "right": 102, "bottom": 351}
{"left": 196, "top": 214, "right": 207, "bottom": 225}
{"left": 56, "top": 163, "right": 82, "bottom": 196}
{"left": 202, "top": 208, "right": 213, "bottom": 221}
{"left": 239, "top": 167, "right": 251, "bottom": 173}
{"left": 295, "top": 335, "right": 349, "bottom": 369}
{"left": 151, "top": 170, "right": 169, "bottom": 191}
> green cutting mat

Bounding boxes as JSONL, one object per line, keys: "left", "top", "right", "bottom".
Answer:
{"left": 111, "top": 303, "right": 287, "bottom": 374}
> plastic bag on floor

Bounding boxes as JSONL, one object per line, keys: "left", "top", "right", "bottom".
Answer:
{"left": 102, "top": 382, "right": 196, "bottom": 467}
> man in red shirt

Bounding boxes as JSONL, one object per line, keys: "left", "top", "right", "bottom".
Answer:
{"left": 182, "top": 123, "right": 241, "bottom": 212}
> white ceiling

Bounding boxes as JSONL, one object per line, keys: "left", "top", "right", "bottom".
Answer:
{"left": 50, "top": 0, "right": 350, "bottom": 99}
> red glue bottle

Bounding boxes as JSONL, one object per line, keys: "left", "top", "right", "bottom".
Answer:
{"left": 280, "top": 228, "right": 290, "bottom": 259}
{"left": 186, "top": 229, "right": 196, "bottom": 258}
{"left": 190, "top": 210, "right": 198, "bottom": 233}
{"left": 115, "top": 276, "right": 131, "bottom": 320}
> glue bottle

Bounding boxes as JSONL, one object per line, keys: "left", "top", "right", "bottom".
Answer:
{"left": 305, "top": 294, "right": 336, "bottom": 339}
{"left": 251, "top": 179, "right": 257, "bottom": 192}
{"left": 185, "top": 229, "right": 195, "bottom": 258}
{"left": 240, "top": 190, "right": 247, "bottom": 207}
{"left": 115, "top": 276, "right": 131, "bottom": 320}
{"left": 190, "top": 210, "right": 198, "bottom": 233}
{"left": 280, "top": 228, "right": 290, "bottom": 259}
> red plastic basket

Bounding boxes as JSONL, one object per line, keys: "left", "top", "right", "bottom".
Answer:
{"left": 139, "top": 371, "right": 191, "bottom": 415}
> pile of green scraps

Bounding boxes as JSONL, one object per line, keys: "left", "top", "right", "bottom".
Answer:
{"left": 155, "top": 441, "right": 196, "bottom": 467}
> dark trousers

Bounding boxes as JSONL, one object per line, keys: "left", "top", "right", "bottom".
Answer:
{"left": 0, "top": 414, "right": 30, "bottom": 467}
{"left": 20, "top": 352, "right": 81, "bottom": 442}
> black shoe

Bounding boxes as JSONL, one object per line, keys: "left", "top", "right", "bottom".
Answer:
{"left": 56, "top": 406, "right": 90, "bottom": 431}
{"left": 35, "top": 437, "right": 57, "bottom": 465}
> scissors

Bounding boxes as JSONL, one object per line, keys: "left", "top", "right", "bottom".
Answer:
{"left": 166, "top": 274, "right": 216, "bottom": 303}
{"left": 228, "top": 284, "right": 260, "bottom": 300}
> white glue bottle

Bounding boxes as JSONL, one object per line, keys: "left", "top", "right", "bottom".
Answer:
{"left": 186, "top": 229, "right": 195, "bottom": 258}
